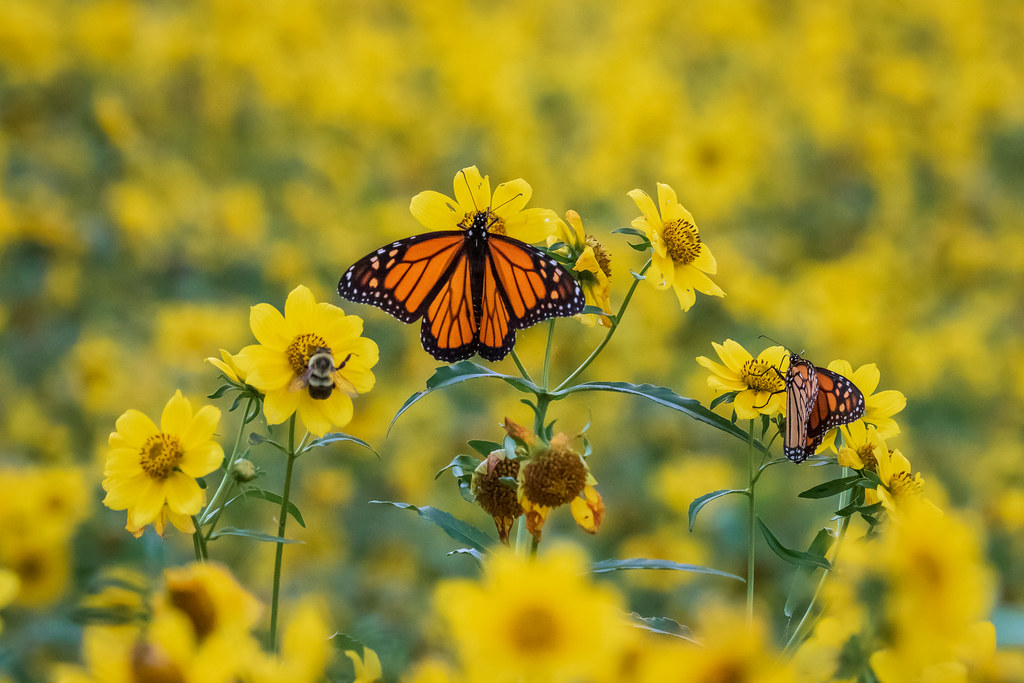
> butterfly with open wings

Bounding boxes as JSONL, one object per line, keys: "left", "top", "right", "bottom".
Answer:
{"left": 338, "top": 167, "right": 585, "bottom": 362}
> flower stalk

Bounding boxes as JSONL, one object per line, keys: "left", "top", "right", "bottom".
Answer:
{"left": 269, "top": 414, "right": 298, "bottom": 650}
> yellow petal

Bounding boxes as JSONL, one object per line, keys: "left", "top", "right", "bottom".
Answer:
{"left": 715, "top": 339, "right": 753, "bottom": 371}
{"left": 129, "top": 478, "right": 166, "bottom": 528}
{"left": 113, "top": 409, "right": 158, "bottom": 447}
{"left": 237, "top": 345, "right": 294, "bottom": 391}
{"left": 453, "top": 166, "right": 489, "bottom": 212}
{"left": 160, "top": 390, "right": 193, "bottom": 436}
{"left": 649, "top": 250, "right": 674, "bottom": 289}
{"left": 249, "top": 302, "right": 289, "bottom": 349}
{"left": 284, "top": 284, "right": 316, "bottom": 334}
{"left": 297, "top": 395, "right": 335, "bottom": 437}
{"left": 104, "top": 448, "right": 144, "bottom": 478}
{"left": 492, "top": 178, "right": 531, "bottom": 217}
{"left": 851, "top": 363, "right": 881, "bottom": 395}
{"left": 166, "top": 509, "right": 197, "bottom": 535}
{"left": 164, "top": 473, "right": 204, "bottom": 515}
{"left": 671, "top": 278, "right": 697, "bottom": 311}
{"left": 102, "top": 476, "right": 144, "bottom": 510}
{"left": 692, "top": 242, "right": 717, "bottom": 274}
{"left": 319, "top": 391, "right": 355, "bottom": 431}
{"left": 181, "top": 405, "right": 221, "bottom": 451}
{"left": 341, "top": 362, "right": 376, "bottom": 394}
{"left": 322, "top": 314, "right": 363, "bottom": 346}
{"left": 655, "top": 182, "right": 681, "bottom": 221}
{"left": 504, "top": 207, "right": 559, "bottom": 244}
{"left": 627, "top": 189, "right": 660, "bottom": 235}
{"left": 686, "top": 266, "right": 725, "bottom": 297}
{"left": 179, "top": 441, "right": 224, "bottom": 478}
{"left": 410, "top": 189, "right": 462, "bottom": 231}
{"left": 263, "top": 388, "right": 300, "bottom": 425}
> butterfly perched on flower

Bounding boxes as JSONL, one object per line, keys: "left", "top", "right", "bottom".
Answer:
{"left": 338, "top": 167, "right": 585, "bottom": 362}
{"left": 783, "top": 352, "right": 865, "bottom": 462}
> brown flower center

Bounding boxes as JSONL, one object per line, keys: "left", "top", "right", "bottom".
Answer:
{"left": 741, "top": 360, "right": 784, "bottom": 393}
{"left": 662, "top": 218, "right": 701, "bottom": 265}
{"left": 509, "top": 604, "right": 558, "bottom": 654}
{"left": 522, "top": 445, "right": 587, "bottom": 508}
{"left": 889, "top": 470, "right": 923, "bottom": 498}
{"left": 460, "top": 209, "right": 505, "bottom": 235}
{"left": 140, "top": 434, "right": 184, "bottom": 480}
{"left": 857, "top": 444, "right": 879, "bottom": 472}
{"left": 586, "top": 235, "right": 612, "bottom": 278}
{"left": 167, "top": 580, "right": 217, "bottom": 641}
{"left": 132, "top": 643, "right": 185, "bottom": 683}
{"left": 286, "top": 333, "right": 330, "bottom": 375}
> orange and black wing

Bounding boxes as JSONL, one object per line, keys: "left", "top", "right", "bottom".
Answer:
{"left": 802, "top": 367, "right": 865, "bottom": 455}
{"left": 477, "top": 234, "right": 586, "bottom": 361}
{"left": 339, "top": 231, "right": 466, "bottom": 323}
{"left": 783, "top": 354, "right": 819, "bottom": 462}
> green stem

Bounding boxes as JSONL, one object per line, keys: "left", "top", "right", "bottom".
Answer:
{"left": 191, "top": 517, "right": 207, "bottom": 562}
{"left": 554, "top": 258, "right": 651, "bottom": 392}
{"left": 269, "top": 415, "right": 298, "bottom": 651}
{"left": 509, "top": 349, "right": 534, "bottom": 385}
{"left": 199, "top": 397, "right": 255, "bottom": 533}
{"left": 746, "top": 419, "right": 757, "bottom": 623}
{"left": 542, "top": 318, "right": 556, "bottom": 390}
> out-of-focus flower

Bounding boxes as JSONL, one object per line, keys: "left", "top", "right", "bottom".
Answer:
{"left": 549, "top": 210, "right": 613, "bottom": 327}
{"left": 345, "top": 646, "right": 383, "bottom": 683}
{"left": 433, "top": 545, "right": 628, "bottom": 682}
{"left": 410, "top": 165, "right": 559, "bottom": 244}
{"left": 628, "top": 182, "right": 724, "bottom": 310}
{"left": 102, "top": 390, "right": 224, "bottom": 537}
{"left": 248, "top": 600, "right": 334, "bottom": 683}
{"left": 235, "top": 284, "right": 378, "bottom": 437}
{"left": 0, "top": 569, "right": 18, "bottom": 634}
{"left": 697, "top": 340, "right": 788, "bottom": 418}
{"left": 838, "top": 423, "right": 934, "bottom": 517}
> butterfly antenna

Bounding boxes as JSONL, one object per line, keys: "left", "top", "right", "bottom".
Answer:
{"left": 757, "top": 334, "right": 796, "bottom": 354}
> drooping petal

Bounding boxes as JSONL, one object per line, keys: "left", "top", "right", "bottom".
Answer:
{"left": 179, "top": 441, "right": 224, "bottom": 478}
{"left": 410, "top": 190, "right": 462, "bottom": 230}
{"left": 113, "top": 410, "right": 158, "bottom": 448}
{"left": 453, "top": 166, "right": 489, "bottom": 212}
{"left": 130, "top": 478, "right": 167, "bottom": 528}
{"left": 284, "top": 285, "right": 317, "bottom": 335}
{"left": 181, "top": 405, "right": 221, "bottom": 450}
{"left": 671, "top": 278, "right": 697, "bottom": 311}
{"left": 161, "top": 391, "right": 193, "bottom": 436}
{"left": 492, "top": 179, "right": 532, "bottom": 218}
{"left": 692, "top": 243, "right": 718, "bottom": 274}
{"left": 686, "top": 266, "right": 726, "bottom": 297}
{"left": 733, "top": 391, "right": 761, "bottom": 419}
{"left": 627, "top": 189, "right": 661, "bottom": 237}
{"left": 164, "top": 473, "right": 205, "bottom": 515}
{"left": 249, "top": 302, "right": 290, "bottom": 349}
{"left": 649, "top": 249, "right": 675, "bottom": 289}
{"left": 166, "top": 509, "right": 197, "bottom": 535}
{"left": 263, "top": 388, "right": 300, "bottom": 425}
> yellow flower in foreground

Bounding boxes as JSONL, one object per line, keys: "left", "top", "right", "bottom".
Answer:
{"left": 628, "top": 182, "right": 724, "bottom": 310}
{"left": 434, "top": 545, "right": 628, "bottom": 683}
{"left": 249, "top": 600, "right": 334, "bottom": 683}
{"left": 696, "top": 340, "right": 787, "bottom": 418}
{"left": 0, "top": 569, "right": 18, "bottom": 634}
{"left": 102, "top": 391, "right": 223, "bottom": 538}
{"left": 410, "top": 165, "right": 559, "bottom": 244}
{"left": 345, "top": 646, "right": 383, "bottom": 683}
{"left": 549, "top": 210, "right": 613, "bottom": 327}
{"left": 235, "top": 285, "right": 378, "bottom": 437}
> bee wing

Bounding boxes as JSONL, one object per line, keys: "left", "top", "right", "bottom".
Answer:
{"left": 332, "top": 370, "right": 359, "bottom": 398}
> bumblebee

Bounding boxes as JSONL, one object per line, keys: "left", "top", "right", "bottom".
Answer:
{"left": 290, "top": 347, "right": 356, "bottom": 400}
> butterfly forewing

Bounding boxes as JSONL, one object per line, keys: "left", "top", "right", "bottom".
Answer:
{"left": 783, "top": 353, "right": 866, "bottom": 462}
{"left": 784, "top": 355, "right": 819, "bottom": 462}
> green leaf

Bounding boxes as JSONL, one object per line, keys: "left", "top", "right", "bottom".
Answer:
{"left": 709, "top": 391, "right": 737, "bottom": 410}
{"left": 468, "top": 439, "right": 501, "bottom": 456}
{"left": 389, "top": 362, "right": 541, "bottom": 433}
{"left": 229, "top": 489, "right": 306, "bottom": 528}
{"left": 552, "top": 382, "right": 768, "bottom": 453}
{"left": 784, "top": 528, "right": 836, "bottom": 618}
{"left": 612, "top": 226, "right": 648, "bottom": 239}
{"left": 580, "top": 305, "right": 611, "bottom": 318}
{"left": 207, "top": 384, "right": 233, "bottom": 399}
{"left": 329, "top": 632, "right": 368, "bottom": 653}
{"left": 370, "top": 500, "right": 494, "bottom": 553}
{"left": 688, "top": 488, "right": 747, "bottom": 531}
{"left": 798, "top": 475, "right": 864, "bottom": 499}
{"left": 209, "top": 527, "right": 303, "bottom": 544}
{"left": 835, "top": 500, "right": 883, "bottom": 518}
{"left": 757, "top": 517, "right": 831, "bottom": 570}
{"left": 304, "top": 431, "right": 378, "bottom": 458}
{"left": 590, "top": 558, "right": 744, "bottom": 582}
{"left": 861, "top": 468, "right": 884, "bottom": 487}
{"left": 435, "top": 454, "right": 482, "bottom": 480}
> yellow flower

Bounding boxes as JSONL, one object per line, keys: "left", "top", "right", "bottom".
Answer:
{"left": 410, "top": 165, "right": 559, "bottom": 245}
{"left": 817, "top": 359, "right": 906, "bottom": 452}
{"left": 102, "top": 390, "right": 224, "bottom": 538}
{"left": 549, "top": 210, "right": 613, "bottom": 327}
{"left": 627, "top": 182, "right": 724, "bottom": 310}
{"left": 249, "top": 599, "right": 334, "bottom": 683}
{"left": 345, "top": 646, "right": 383, "bottom": 683}
{"left": 696, "top": 340, "right": 788, "bottom": 418}
{"left": 0, "top": 569, "right": 18, "bottom": 635}
{"left": 206, "top": 348, "right": 248, "bottom": 383}
{"left": 838, "top": 424, "right": 936, "bottom": 518}
{"left": 433, "top": 545, "right": 628, "bottom": 683}
{"left": 235, "top": 284, "right": 378, "bottom": 437}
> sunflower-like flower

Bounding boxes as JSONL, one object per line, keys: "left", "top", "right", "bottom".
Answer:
{"left": 235, "top": 285, "right": 378, "bottom": 437}
{"left": 102, "top": 391, "right": 224, "bottom": 538}
{"left": 696, "top": 340, "right": 788, "bottom": 418}
{"left": 628, "top": 182, "right": 724, "bottom": 310}
{"left": 518, "top": 432, "right": 602, "bottom": 541}
{"left": 548, "top": 210, "right": 613, "bottom": 327}
{"left": 818, "top": 359, "right": 906, "bottom": 453}
{"left": 410, "top": 165, "right": 559, "bottom": 244}
{"left": 838, "top": 424, "right": 935, "bottom": 518}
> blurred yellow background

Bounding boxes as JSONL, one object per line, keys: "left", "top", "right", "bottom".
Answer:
{"left": 2, "top": 0, "right": 1023, "bottom": 677}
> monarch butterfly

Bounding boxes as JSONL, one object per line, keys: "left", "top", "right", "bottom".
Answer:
{"left": 338, "top": 211, "right": 585, "bottom": 362}
{"left": 783, "top": 352, "right": 865, "bottom": 462}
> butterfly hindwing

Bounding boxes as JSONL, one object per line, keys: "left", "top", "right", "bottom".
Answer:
{"left": 783, "top": 354, "right": 819, "bottom": 462}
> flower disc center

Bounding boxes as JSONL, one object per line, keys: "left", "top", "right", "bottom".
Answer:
{"left": 586, "top": 235, "right": 612, "bottom": 278}
{"left": 460, "top": 210, "right": 505, "bottom": 235}
{"left": 140, "top": 434, "right": 184, "bottom": 480}
{"left": 286, "top": 333, "right": 330, "bottom": 375}
{"left": 662, "top": 218, "right": 701, "bottom": 265}
{"left": 741, "top": 361, "right": 784, "bottom": 393}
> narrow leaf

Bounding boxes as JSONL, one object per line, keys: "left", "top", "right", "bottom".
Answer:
{"left": 435, "top": 454, "right": 482, "bottom": 480}
{"left": 798, "top": 475, "right": 864, "bottom": 499}
{"left": 209, "top": 527, "right": 303, "bottom": 544}
{"left": 233, "top": 489, "right": 306, "bottom": 528}
{"left": 305, "top": 431, "right": 378, "bottom": 458}
{"left": 328, "top": 632, "right": 368, "bottom": 653}
{"left": 709, "top": 391, "right": 738, "bottom": 410}
{"left": 447, "top": 548, "right": 485, "bottom": 565}
{"left": 757, "top": 517, "right": 831, "bottom": 570}
{"left": 468, "top": 440, "right": 501, "bottom": 456}
{"left": 784, "top": 528, "right": 836, "bottom": 618}
{"left": 553, "top": 382, "right": 768, "bottom": 453}
{"left": 390, "top": 362, "right": 541, "bottom": 433}
{"left": 590, "top": 558, "right": 744, "bottom": 582}
{"left": 630, "top": 613, "right": 697, "bottom": 642}
{"left": 370, "top": 500, "right": 494, "bottom": 553}
{"left": 835, "top": 500, "right": 883, "bottom": 518}
{"left": 688, "top": 488, "right": 747, "bottom": 531}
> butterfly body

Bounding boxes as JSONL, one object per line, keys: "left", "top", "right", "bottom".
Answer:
{"left": 784, "top": 352, "right": 865, "bottom": 462}
{"left": 339, "top": 212, "right": 585, "bottom": 362}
